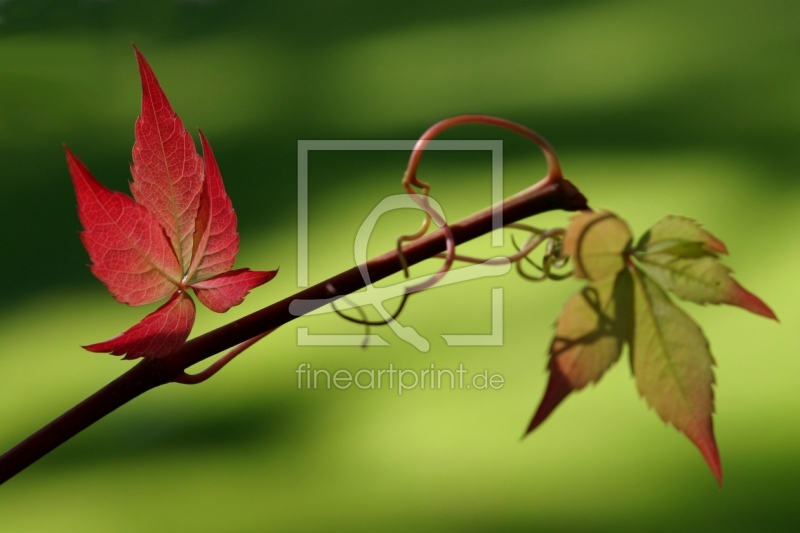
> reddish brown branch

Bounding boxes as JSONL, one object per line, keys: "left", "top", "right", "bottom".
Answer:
{"left": 0, "top": 177, "right": 587, "bottom": 485}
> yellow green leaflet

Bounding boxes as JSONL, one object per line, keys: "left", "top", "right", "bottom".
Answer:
{"left": 635, "top": 215, "right": 727, "bottom": 257}
{"left": 634, "top": 216, "right": 776, "bottom": 319}
{"left": 629, "top": 265, "right": 720, "bottom": 484}
{"left": 527, "top": 272, "right": 631, "bottom": 434}
{"left": 562, "top": 210, "right": 632, "bottom": 281}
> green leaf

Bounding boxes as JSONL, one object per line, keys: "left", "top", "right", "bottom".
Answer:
{"left": 634, "top": 216, "right": 776, "bottom": 319}
{"left": 528, "top": 209, "right": 776, "bottom": 485}
{"left": 563, "top": 210, "right": 632, "bottom": 281}
{"left": 550, "top": 273, "right": 631, "bottom": 388}
{"left": 629, "top": 265, "right": 721, "bottom": 485}
{"left": 636, "top": 215, "right": 727, "bottom": 256}
{"left": 527, "top": 272, "right": 632, "bottom": 434}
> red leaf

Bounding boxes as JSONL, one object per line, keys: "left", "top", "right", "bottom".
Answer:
{"left": 66, "top": 147, "right": 180, "bottom": 306}
{"left": 130, "top": 45, "right": 204, "bottom": 273}
{"left": 83, "top": 292, "right": 196, "bottom": 359}
{"left": 186, "top": 131, "right": 240, "bottom": 280}
{"left": 191, "top": 269, "right": 277, "bottom": 313}
{"left": 69, "top": 47, "right": 276, "bottom": 360}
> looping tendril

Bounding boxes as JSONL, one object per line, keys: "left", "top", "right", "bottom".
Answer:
{"left": 398, "top": 114, "right": 563, "bottom": 290}
{"left": 512, "top": 227, "right": 572, "bottom": 282}
{"left": 330, "top": 115, "right": 566, "bottom": 337}
{"left": 328, "top": 282, "right": 410, "bottom": 328}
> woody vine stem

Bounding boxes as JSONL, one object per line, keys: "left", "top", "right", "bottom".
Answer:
{"left": 0, "top": 115, "right": 588, "bottom": 485}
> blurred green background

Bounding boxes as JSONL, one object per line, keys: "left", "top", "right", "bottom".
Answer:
{"left": 1, "top": 0, "right": 798, "bottom": 530}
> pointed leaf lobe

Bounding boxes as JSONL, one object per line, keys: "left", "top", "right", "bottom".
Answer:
{"left": 187, "top": 131, "right": 240, "bottom": 280}
{"left": 130, "top": 45, "right": 204, "bottom": 272}
{"left": 66, "top": 147, "right": 181, "bottom": 306}
{"left": 629, "top": 265, "right": 721, "bottom": 484}
{"left": 191, "top": 268, "right": 277, "bottom": 313}
{"left": 84, "top": 291, "right": 196, "bottom": 359}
